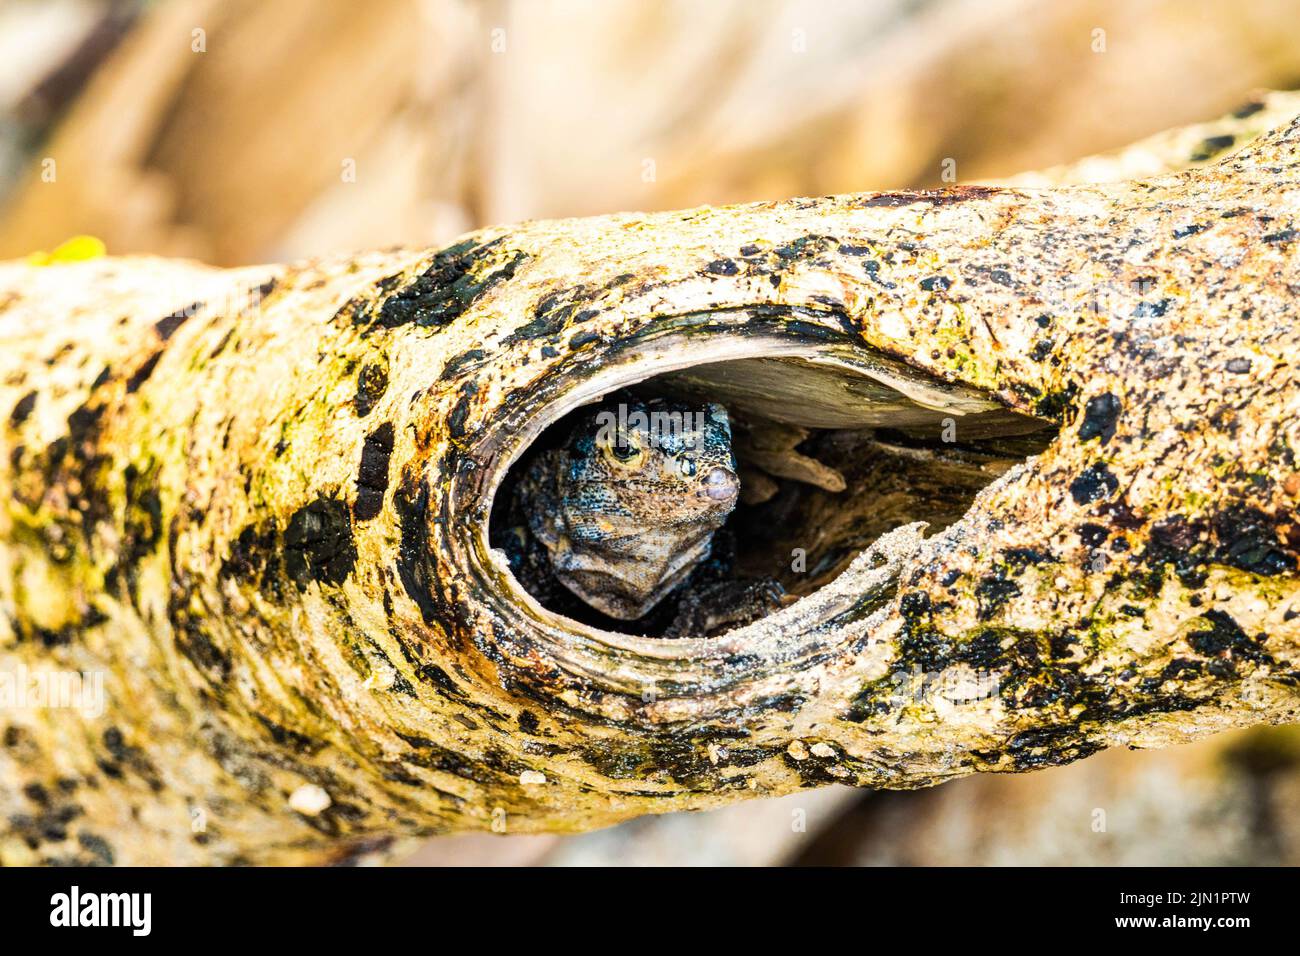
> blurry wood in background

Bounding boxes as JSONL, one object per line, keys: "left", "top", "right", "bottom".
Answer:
{"left": 2, "top": 0, "right": 1300, "bottom": 265}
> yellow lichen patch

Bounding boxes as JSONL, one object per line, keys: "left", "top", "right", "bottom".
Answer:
{"left": 25, "top": 235, "right": 107, "bottom": 267}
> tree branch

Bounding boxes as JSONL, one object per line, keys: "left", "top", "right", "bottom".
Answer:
{"left": 1, "top": 97, "right": 1299, "bottom": 864}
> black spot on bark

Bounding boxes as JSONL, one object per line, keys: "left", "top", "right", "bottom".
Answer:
{"left": 371, "top": 238, "right": 527, "bottom": 330}
{"left": 1188, "top": 609, "right": 1266, "bottom": 664}
{"left": 55, "top": 402, "right": 113, "bottom": 540}
{"left": 1078, "top": 523, "right": 1109, "bottom": 548}
{"left": 705, "top": 258, "right": 739, "bottom": 275}
{"left": 1034, "top": 382, "right": 1079, "bottom": 421}
{"left": 1139, "top": 516, "right": 1211, "bottom": 590}
{"left": 447, "top": 388, "right": 473, "bottom": 439}
{"left": 354, "top": 423, "right": 394, "bottom": 522}
{"left": 440, "top": 348, "right": 485, "bottom": 381}
{"left": 861, "top": 193, "right": 922, "bottom": 208}
{"left": 1212, "top": 506, "right": 1295, "bottom": 576}
{"left": 919, "top": 276, "right": 951, "bottom": 292}
{"left": 415, "top": 663, "right": 469, "bottom": 700}
{"left": 1078, "top": 392, "right": 1121, "bottom": 444}
{"left": 505, "top": 314, "right": 557, "bottom": 343}
{"left": 76, "top": 832, "right": 115, "bottom": 866}
{"left": 394, "top": 479, "right": 439, "bottom": 623}
{"left": 504, "top": 286, "right": 598, "bottom": 345}
{"left": 396, "top": 732, "right": 513, "bottom": 785}
{"left": 170, "top": 596, "right": 232, "bottom": 682}
{"left": 354, "top": 361, "right": 388, "bottom": 417}
{"left": 245, "top": 278, "right": 277, "bottom": 313}
{"left": 27, "top": 624, "right": 74, "bottom": 647}
{"left": 207, "top": 328, "right": 236, "bottom": 360}
{"left": 124, "top": 352, "right": 161, "bottom": 393}
{"left": 1190, "top": 134, "right": 1236, "bottom": 162}
{"left": 155, "top": 302, "right": 203, "bottom": 340}
{"left": 1070, "top": 464, "right": 1119, "bottom": 505}
{"left": 976, "top": 572, "right": 1021, "bottom": 619}
{"left": 220, "top": 524, "right": 281, "bottom": 597}
{"left": 102, "top": 727, "right": 127, "bottom": 761}
{"left": 22, "top": 782, "right": 49, "bottom": 805}
{"left": 1003, "top": 548, "right": 1055, "bottom": 572}
{"left": 1131, "top": 298, "right": 1170, "bottom": 318}
{"left": 862, "top": 261, "right": 891, "bottom": 285}
{"left": 9, "top": 391, "right": 36, "bottom": 426}
{"left": 859, "top": 185, "right": 1000, "bottom": 208}
{"left": 1003, "top": 726, "right": 1102, "bottom": 770}
{"left": 1263, "top": 228, "right": 1297, "bottom": 244}
{"left": 899, "top": 590, "right": 932, "bottom": 620}
{"left": 1225, "top": 357, "right": 1252, "bottom": 374}
{"left": 67, "top": 402, "right": 103, "bottom": 446}
{"left": 254, "top": 715, "right": 326, "bottom": 755}
{"left": 284, "top": 497, "right": 357, "bottom": 587}
{"left": 113, "top": 463, "right": 163, "bottom": 604}
{"left": 773, "top": 234, "right": 835, "bottom": 260}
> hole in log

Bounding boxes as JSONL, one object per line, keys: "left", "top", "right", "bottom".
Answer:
{"left": 487, "top": 348, "right": 1056, "bottom": 640}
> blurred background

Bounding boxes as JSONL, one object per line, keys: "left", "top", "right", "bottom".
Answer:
{"left": 2, "top": 0, "right": 1299, "bottom": 864}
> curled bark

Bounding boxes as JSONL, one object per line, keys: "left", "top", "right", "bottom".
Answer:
{"left": 2, "top": 98, "right": 1299, "bottom": 864}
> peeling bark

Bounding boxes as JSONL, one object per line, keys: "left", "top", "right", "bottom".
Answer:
{"left": 1, "top": 97, "right": 1299, "bottom": 864}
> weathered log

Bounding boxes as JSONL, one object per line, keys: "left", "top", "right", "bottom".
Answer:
{"left": 1, "top": 98, "right": 1299, "bottom": 865}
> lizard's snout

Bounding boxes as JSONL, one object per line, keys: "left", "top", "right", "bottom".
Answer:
{"left": 699, "top": 466, "right": 739, "bottom": 503}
